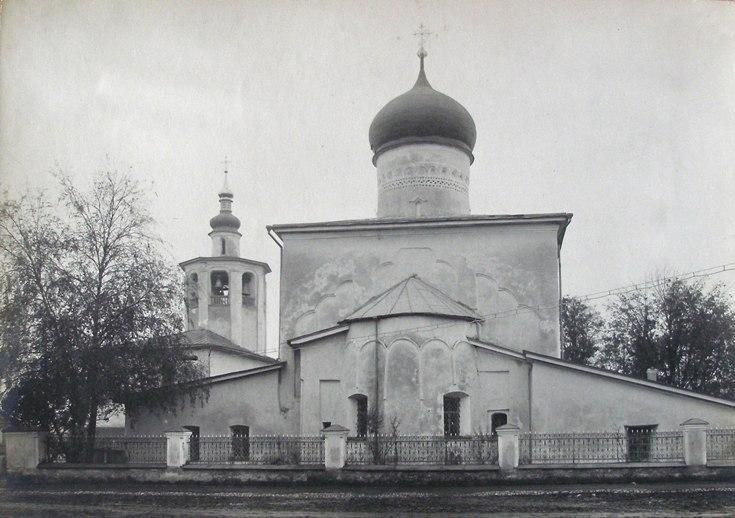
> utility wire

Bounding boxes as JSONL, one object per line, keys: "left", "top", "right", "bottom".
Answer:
{"left": 262, "top": 260, "right": 735, "bottom": 354}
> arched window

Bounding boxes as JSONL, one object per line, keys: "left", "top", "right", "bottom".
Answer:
{"left": 443, "top": 395, "right": 461, "bottom": 437}
{"left": 443, "top": 392, "right": 470, "bottom": 437}
{"left": 210, "top": 271, "right": 229, "bottom": 305}
{"left": 188, "top": 273, "right": 199, "bottom": 308}
{"left": 490, "top": 412, "right": 508, "bottom": 435}
{"left": 230, "top": 425, "right": 249, "bottom": 461}
{"left": 242, "top": 272, "right": 254, "bottom": 306}
{"left": 349, "top": 394, "right": 368, "bottom": 437}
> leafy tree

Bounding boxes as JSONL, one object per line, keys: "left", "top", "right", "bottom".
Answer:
{"left": 0, "top": 170, "right": 205, "bottom": 461}
{"left": 560, "top": 296, "right": 603, "bottom": 365}
{"left": 597, "top": 279, "right": 735, "bottom": 399}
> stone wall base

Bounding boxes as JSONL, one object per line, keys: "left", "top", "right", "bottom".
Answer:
{"left": 5, "top": 464, "right": 735, "bottom": 487}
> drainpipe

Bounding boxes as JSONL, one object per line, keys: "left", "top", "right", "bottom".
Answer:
{"left": 374, "top": 318, "right": 380, "bottom": 428}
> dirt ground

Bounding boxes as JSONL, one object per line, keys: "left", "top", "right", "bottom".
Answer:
{"left": 1, "top": 481, "right": 735, "bottom": 517}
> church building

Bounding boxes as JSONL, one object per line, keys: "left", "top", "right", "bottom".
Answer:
{"left": 126, "top": 48, "right": 735, "bottom": 440}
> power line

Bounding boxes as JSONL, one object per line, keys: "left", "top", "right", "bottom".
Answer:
{"left": 264, "top": 260, "right": 735, "bottom": 353}
{"left": 577, "top": 262, "right": 735, "bottom": 302}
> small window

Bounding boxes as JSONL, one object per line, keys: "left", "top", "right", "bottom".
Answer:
{"left": 183, "top": 425, "right": 200, "bottom": 462}
{"left": 490, "top": 412, "right": 508, "bottom": 435}
{"left": 626, "top": 424, "right": 658, "bottom": 462}
{"left": 322, "top": 421, "right": 332, "bottom": 429}
{"left": 443, "top": 395, "right": 461, "bottom": 437}
{"left": 231, "top": 425, "right": 249, "bottom": 461}
{"left": 220, "top": 238, "right": 226, "bottom": 255}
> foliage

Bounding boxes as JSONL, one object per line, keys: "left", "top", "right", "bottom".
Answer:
{"left": 0, "top": 170, "right": 206, "bottom": 461}
{"left": 597, "top": 279, "right": 735, "bottom": 399}
{"left": 560, "top": 296, "right": 604, "bottom": 365}
{"left": 364, "top": 406, "right": 401, "bottom": 464}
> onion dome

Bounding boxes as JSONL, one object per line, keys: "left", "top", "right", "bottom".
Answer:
{"left": 368, "top": 54, "right": 477, "bottom": 164}
{"left": 209, "top": 170, "right": 241, "bottom": 232}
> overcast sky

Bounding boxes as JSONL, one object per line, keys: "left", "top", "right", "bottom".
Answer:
{"left": 2, "top": 0, "right": 734, "bottom": 355}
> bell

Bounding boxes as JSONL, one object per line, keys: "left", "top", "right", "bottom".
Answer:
{"left": 214, "top": 278, "right": 223, "bottom": 289}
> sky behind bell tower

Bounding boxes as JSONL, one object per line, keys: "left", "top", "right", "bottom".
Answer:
{"left": 1, "top": 0, "right": 734, "bottom": 355}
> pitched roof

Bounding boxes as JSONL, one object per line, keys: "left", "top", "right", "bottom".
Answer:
{"left": 341, "top": 275, "right": 481, "bottom": 323}
{"left": 180, "top": 329, "right": 277, "bottom": 364}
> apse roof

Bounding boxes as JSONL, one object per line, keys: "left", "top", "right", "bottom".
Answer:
{"left": 341, "top": 275, "right": 481, "bottom": 323}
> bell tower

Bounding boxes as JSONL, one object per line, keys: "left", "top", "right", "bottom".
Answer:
{"left": 180, "top": 167, "right": 270, "bottom": 354}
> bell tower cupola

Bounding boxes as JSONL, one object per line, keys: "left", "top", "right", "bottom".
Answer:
{"left": 209, "top": 169, "right": 242, "bottom": 257}
{"left": 180, "top": 163, "right": 271, "bottom": 355}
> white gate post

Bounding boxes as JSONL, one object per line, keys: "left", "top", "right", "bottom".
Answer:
{"left": 680, "top": 418, "right": 709, "bottom": 466}
{"left": 496, "top": 424, "right": 520, "bottom": 470}
{"left": 165, "top": 429, "right": 193, "bottom": 468}
{"left": 322, "top": 424, "right": 349, "bottom": 469}
{"left": 3, "top": 429, "right": 48, "bottom": 473}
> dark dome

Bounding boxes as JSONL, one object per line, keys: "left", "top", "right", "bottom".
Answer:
{"left": 209, "top": 212, "right": 241, "bottom": 231}
{"left": 369, "top": 63, "right": 476, "bottom": 162}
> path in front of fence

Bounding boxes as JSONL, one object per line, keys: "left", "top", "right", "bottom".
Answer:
{"left": 2, "top": 481, "right": 735, "bottom": 516}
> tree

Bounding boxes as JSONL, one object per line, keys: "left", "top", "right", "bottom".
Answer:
{"left": 560, "top": 296, "right": 603, "bottom": 365}
{"left": 597, "top": 279, "right": 735, "bottom": 400}
{"left": 0, "top": 170, "right": 205, "bottom": 461}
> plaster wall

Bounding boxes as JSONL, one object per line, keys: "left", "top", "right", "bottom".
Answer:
{"left": 277, "top": 221, "right": 562, "bottom": 430}
{"left": 297, "top": 316, "right": 530, "bottom": 436}
{"left": 531, "top": 362, "right": 735, "bottom": 432}
{"left": 125, "top": 371, "right": 287, "bottom": 436}
{"left": 192, "top": 349, "right": 270, "bottom": 377}
{"left": 376, "top": 143, "right": 471, "bottom": 218}
{"left": 209, "top": 230, "right": 241, "bottom": 257}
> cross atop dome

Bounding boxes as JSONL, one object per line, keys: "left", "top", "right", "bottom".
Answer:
{"left": 220, "top": 157, "right": 233, "bottom": 197}
{"left": 414, "top": 23, "right": 432, "bottom": 64}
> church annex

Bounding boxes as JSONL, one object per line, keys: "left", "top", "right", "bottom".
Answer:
{"left": 126, "top": 49, "right": 735, "bottom": 440}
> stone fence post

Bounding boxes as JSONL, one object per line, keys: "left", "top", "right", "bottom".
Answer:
{"left": 680, "top": 418, "right": 709, "bottom": 466}
{"left": 3, "top": 429, "right": 48, "bottom": 473}
{"left": 322, "top": 424, "right": 349, "bottom": 469}
{"left": 165, "top": 429, "right": 193, "bottom": 468}
{"left": 496, "top": 424, "right": 520, "bottom": 470}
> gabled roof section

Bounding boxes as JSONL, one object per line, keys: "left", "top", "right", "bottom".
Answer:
{"left": 180, "top": 329, "right": 277, "bottom": 364}
{"left": 288, "top": 324, "right": 350, "bottom": 348}
{"left": 189, "top": 362, "right": 285, "bottom": 387}
{"left": 341, "top": 275, "right": 481, "bottom": 323}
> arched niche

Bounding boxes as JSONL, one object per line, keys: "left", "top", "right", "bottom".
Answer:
{"left": 384, "top": 338, "right": 421, "bottom": 434}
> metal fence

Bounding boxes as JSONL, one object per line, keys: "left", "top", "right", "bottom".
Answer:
{"left": 188, "top": 435, "right": 324, "bottom": 465}
{"left": 46, "top": 434, "right": 167, "bottom": 464}
{"left": 707, "top": 429, "right": 735, "bottom": 461}
{"left": 345, "top": 435, "right": 499, "bottom": 465}
{"left": 519, "top": 431, "right": 684, "bottom": 464}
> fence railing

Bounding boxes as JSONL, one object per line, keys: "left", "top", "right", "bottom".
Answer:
{"left": 45, "top": 434, "right": 167, "bottom": 465}
{"left": 519, "top": 431, "right": 684, "bottom": 464}
{"left": 188, "top": 435, "right": 324, "bottom": 465}
{"left": 345, "top": 435, "right": 499, "bottom": 465}
{"left": 707, "top": 429, "right": 735, "bottom": 461}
